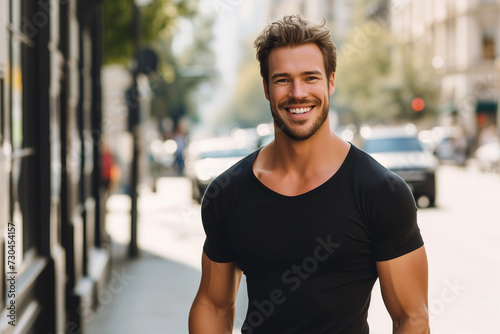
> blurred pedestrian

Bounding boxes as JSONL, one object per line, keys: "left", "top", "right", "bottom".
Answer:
{"left": 452, "top": 126, "right": 468, "bottom": 166}
{"left": 174, "top": 121, "right": 188, "bottom": 175}
{"left": 189, "top": 14, "right": 429, "bottom": 334}
{"left": 101, "top": 138, "right": 120, "bottom": 197}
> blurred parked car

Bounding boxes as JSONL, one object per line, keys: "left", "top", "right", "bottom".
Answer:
{"left": 184, "top": 137, "right": 254, "bottom": 202}
{"left": 362, "top": 127, "right": 439, "bottom": 207}
{"left": 475, "top": 141, "right": 500, "bottom": 173}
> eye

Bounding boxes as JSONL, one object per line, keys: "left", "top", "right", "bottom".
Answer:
{"left": 305, "top": 76, "right": 319, "bottom": 81}
{"left": 275, "top": 78, "right": 289, "bottom": 83}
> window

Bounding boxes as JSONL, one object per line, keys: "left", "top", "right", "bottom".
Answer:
{"left": 8, "top": 0, "right": 37, "bottom": 270}
{"left": 482, "top": 27, "right": 496, "bottom": 60}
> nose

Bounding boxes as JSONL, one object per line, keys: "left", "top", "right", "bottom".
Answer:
{"left": 289, "top": 79, "right": 308, "bottom": 99}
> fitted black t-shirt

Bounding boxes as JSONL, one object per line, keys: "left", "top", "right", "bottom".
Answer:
{"left": 201, "top": 144, "right": 424, "bottom": 334}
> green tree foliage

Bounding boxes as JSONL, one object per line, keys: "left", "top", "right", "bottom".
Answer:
{"left": 391, "top": 45, "right": 441, "bottom": 122}
{"left": 103, "top": 0, "right": 197, "bottom": 64}
{"left": 213, "top": 34, "right": 272, "bottom": 129}
{"left": 220, "top": 57, "right": 272, "bottom": 128}
{"left": 333, "top": 0, "right": 440, "bottom": 125}
{"left": 334, "top": 25, "right": 394, "bottom": 124}
{"left": 149, "top": 15, "right": 216, "bottom": 129}
{"left": 104, "top": 0, "right": 215, "bottom": 130}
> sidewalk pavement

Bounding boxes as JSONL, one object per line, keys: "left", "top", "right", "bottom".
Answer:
{"left": 86, "top": 241, "right": 201, "bottom": 333}
{"left": 87, "top": 177, "right": 248, "bottom": 334}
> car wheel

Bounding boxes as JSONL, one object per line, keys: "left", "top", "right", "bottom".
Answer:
{"left": 427, "top": 173, "right": 436, "bottom": 207}
{"left": 428, "top": 194, "right": 436, "bottom": 208}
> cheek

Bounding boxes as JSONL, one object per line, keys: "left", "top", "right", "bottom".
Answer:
{"left": 268, "top": 88, "right": 287, "bottom": 102}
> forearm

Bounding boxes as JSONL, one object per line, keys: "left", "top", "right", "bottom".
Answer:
{"left": 393, "top": 314, "right": 430, "bottom": 334}
{"left": 189, "top": 299, "right": 236, "bottom": 334}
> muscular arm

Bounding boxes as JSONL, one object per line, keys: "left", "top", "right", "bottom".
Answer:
{"left": 376, "top": 246, "right": 430, "bottom": 334}
{"left": 189, "top": 252, "right": 242, "bottom": 334}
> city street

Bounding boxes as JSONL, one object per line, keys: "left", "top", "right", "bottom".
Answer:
{"left": 369, "top": 163, "right": 500, "bottom": 334}
{"left": 93, "top": 163, "right": 500, "bottom": 334}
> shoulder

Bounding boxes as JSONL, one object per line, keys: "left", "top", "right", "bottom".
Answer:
{"left": 348, "top": 144, "right": 416, "bottom": 214}
{"left": 348, "top": 146, "right": 422, "bottom": 259}
{"left": 349, "top": 144, "right": 405, "bottom": 189}
{"left": 201, "top": 148, "right": 259, "bottom": 211}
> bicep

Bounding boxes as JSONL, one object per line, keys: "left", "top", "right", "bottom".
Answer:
{"left": 376, "top": 246, "right": 429, "bottom": 322}
{"left": 195, "top": 252, "right": 242, "bottom": 310}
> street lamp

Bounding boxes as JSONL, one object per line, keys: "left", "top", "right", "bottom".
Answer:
{"left": 129, "top": 0, "right": 153, "bottom": 258}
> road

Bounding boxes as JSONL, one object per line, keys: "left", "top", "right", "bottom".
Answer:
{"left": 107, "top": 163, "right": 500, "bottom": 333}
{"left": 369, "top": 164, "right": 500, "bottom": 334}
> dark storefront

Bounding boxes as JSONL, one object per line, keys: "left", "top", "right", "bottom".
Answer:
{"left": 0, "top": 0, "right": 110, "bottom": 333}
{"left": 476, "top": 100, "right": 498, "bottom": 128}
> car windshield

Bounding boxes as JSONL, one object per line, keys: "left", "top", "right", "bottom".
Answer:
{"left": 364, "top": 137, "right": 423, "bottom": 153}
{"left": 200, "top": 148, "right": 252, "bottom": 159}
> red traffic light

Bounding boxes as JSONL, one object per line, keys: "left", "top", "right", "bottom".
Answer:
{"left": 412, "top": 97, "right": 425, "bottom": 112}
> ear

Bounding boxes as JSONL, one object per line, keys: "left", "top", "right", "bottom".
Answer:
{"left": 263, "top": 79, "right": 270, "bottom": 101}
{"left": 328, "top": 72, "right": 335, "bottom": 96}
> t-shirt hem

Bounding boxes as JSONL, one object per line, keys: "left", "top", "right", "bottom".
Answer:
{"left": 203, "top": 246, "right": 236, "bottom": 263}
{"left": 374, "top": 240, "right": 424, "bottom": 262}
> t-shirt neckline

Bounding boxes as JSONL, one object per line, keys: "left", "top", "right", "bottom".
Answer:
{"left": 249, "top": 143, "right": 354, "bottom": 200}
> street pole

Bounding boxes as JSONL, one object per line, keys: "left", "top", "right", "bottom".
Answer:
{"left": 129, "top": 3, "right": 141, "bottom": 258}
{"left": 496, "top": 57, "right": 500, "bottom": 137}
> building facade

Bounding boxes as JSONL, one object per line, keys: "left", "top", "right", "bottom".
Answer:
{"left": 391, "top": 0, "right": 500, "bottom": 139}
{"left": 0, "top": 0, "right": 110, "bottom": 333}
{"left": 268, "top": 0, "right": 355, "bottom": 40}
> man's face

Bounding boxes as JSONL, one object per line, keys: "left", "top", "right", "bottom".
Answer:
{"left": 264, "top": 43, "right": 335, "bottom": 141}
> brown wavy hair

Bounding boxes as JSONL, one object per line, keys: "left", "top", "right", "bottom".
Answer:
{"left": 254, "top": 14, "right": 337, "bottom": 85}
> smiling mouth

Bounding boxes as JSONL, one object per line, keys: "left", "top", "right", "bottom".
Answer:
{"left": 286, "top": 106, "right": 313, "bottom": 114}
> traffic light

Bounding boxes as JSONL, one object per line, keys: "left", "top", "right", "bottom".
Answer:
{"left": 412, "top": 97, "right": 425, "bottom": 112}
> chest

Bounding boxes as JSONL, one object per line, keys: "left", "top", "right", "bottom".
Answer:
{"left": 225, "top": 195, "right": 375, "bottom": 276}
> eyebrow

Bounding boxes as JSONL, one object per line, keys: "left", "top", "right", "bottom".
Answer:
{"left": 271, "top": 70, "right": 324, "bottom": 81}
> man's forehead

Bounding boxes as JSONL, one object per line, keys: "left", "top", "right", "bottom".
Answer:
{"left": 268, "top": 43, "right": 322, "bottom": 57}
{"left": 267, "top": 44, "right": 326, "bottom": 75}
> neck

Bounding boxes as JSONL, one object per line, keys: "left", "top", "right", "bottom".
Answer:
{"left": 269, "top": 121, "right": 343, "bottom": 174}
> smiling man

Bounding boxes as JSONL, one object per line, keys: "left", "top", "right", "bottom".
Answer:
{"left": 189, "top": 15, "right": 430, "bottom": 334}
{"left": 266, "top": 45, "right": 333, "bottom": 142}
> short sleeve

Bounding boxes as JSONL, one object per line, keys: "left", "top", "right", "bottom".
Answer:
{"left": 201, "top": 180, "right": 236, "bottom": 263}
{"left": 370, "top": 170, "right": 424, "bottom": 261}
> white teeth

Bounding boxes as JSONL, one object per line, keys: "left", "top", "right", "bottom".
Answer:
{"left": 288, "top": 107, "right": 312, "bottom": 114}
